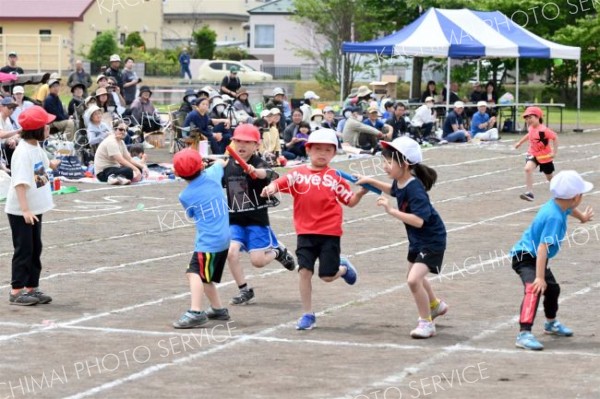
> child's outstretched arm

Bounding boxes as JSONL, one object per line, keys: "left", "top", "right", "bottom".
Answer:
{"left": 514, "top": 134, "right": 528, "bottom": 149}
{"left": 355, "top": 175, "right": 393, "bottom": 195}
{"left": 261, "top": 181, "right": 279, "bottom": 197}
{"left": 376, "top": 195, "right": 424, "bottom": 228}
{"left": 571, "top": 206, "right": 594, "bottom": 223}
{"left": 346, "top": 187, "right": 368, "bottom": 208}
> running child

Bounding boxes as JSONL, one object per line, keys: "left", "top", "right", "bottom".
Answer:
{"left": 172, "top": 149, "right": 231, "bottom": 328}
{"left": 261, "top": 128, "right": 367, "bottom": 330}
{"left": 514, "top": 107, "right": 558, "bottom": 202}
{"left": 510, "top": 170, "right": 593, "bottom": 350}
{"left": 5, "top": 106, "right": 59, "bottom": 305}
{"left": 356, "top": 137, "right": 448, "bottom": 338}
{"left": 224, "top": 124, "right": 296, "bottom": 306}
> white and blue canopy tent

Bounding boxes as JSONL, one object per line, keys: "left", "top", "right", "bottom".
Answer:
{"left": 341, "top": 8, "right": 582, "bottom": 129}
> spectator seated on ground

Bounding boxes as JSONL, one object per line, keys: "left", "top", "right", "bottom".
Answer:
{"left": 259, "top": 108, "right": 282, "bottom": 164}
{"left": 386, "top": 102, "right": 409, "bottom": 140}
{"left": 130, "top": 86, "right": 162, "bottom": 134}
{"left": 309, "top": 108, "right": 324, "bottom": 131}
{"left": 85, "top": 105, "right": 110, "bottom": 152}
{"left": 286, "top": 121, "right": 310, "bottom": 159}
{"left": 442, "top": 101, "right": 471, "bottom": 143}
{"left": 82, "top": 95, "right": 98, "bottom": 129}
{"left": 0, "top": 97, "right": 21, "bottom": 169}
{"left": 129, "top": 143, "right": 147, "bottom": 164}
{"left": 106, "top": 76, "right": 127, "bottom": 112}
{"left": 300, "top": 90, "right": 319, "bottom": 123}
{"left": 471, "top": 101, "right": 499, "bottom": 141}
{"left": 183, "top": 97, "right": 231, "bottom": 154}
{"left": 94, "top": 120, "right": 147, "bottom": 185}
{"left": 266, "top": 87, "right": 286, "bottom": 131}
{"left": 178, "top": 88, "right": 196, "bottom": 119}
{"left": 361, "top": 106, "right": 392, "bottom": 150}
{"left": 232, "top": 87, "right": 255, "bottom": 123}
{"left": 43, "top": 78, "right": 75, "bottom": 141}
{"left": 411, "top": 96, "right": 437, "bottom": 141}
{"left": 67, "top": 83, "right": 86, "bottom": 128}
{"left": 282, "top": 108, "right": 304, "bottom": 160}
{"left": 94, "top": 87, "right": 120, "bottom": 127}
{"left": 11, "top": 86, "right": 34, "bottom": 127}
{"left": 321, "top": 106, "right": 337, "bottom": 130}
{"left": 342, "top": 106, "right": 383, "bottom": 155}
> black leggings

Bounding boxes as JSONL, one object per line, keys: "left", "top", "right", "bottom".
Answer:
{"left": 96, "top": 166, "right": 134, "bottom": 182}
{"left": 512, "top": 252, "right": 560, "bottom": 332}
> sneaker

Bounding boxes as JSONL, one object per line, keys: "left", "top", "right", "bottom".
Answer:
{"left": 520, "top": 192, "right": 534, "bottom": 202}
{"left": 107, "top": 174, "right": 120, "bottom": 185}
{"left": 411, "top": 319, "right": 436, "bottom": 339}
{"left": 275, "top": 245, "right": 296, "bottom": 271}
{"left": 206, "top": 307, "right": 230, "bottom": 321}
{"left": 296, "top": 313, "right": 316, "bottom": 330}
{"left": 172, "top": 310, "right": 208, "bottom": 329}
{"left": 29, "top": 289, "right": 52, "bottom": 304}
{"left": 116, "top": 175, "right": 131, "bottom": 185}
{"left": 431, "top": 300, "right": 448, "bottom": 320}
{"left": 230, "top": 288, "right": 255, "bottom": 305}
{"left": 515, "top": 331, "right": 544, "bottom": 350}
{"left": 9, "top": 291, "right": 39, "bottom": 306}
{"left": 143, "top": 141, "right": 155, "bottom": 149}
{"left": 438, "top": 139, "right": 449, "bottom": 145}
{"left": 544, "top": 320, "right": 573, "bottom": 336}
{"left": 340, "top": 257, "right": 357, "bottom": 285}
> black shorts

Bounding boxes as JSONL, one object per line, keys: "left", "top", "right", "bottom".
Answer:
{"left": 407, "top": 250, "right": 445, "bottom": 274}
{"left": 187, "top": 249, "right": 228, "bottom": 283}
{"left": 525, "top": 155, "right": 555, "bottom": 175}
{"left": 296, "top": 234, "right": 341, "bottom": 278}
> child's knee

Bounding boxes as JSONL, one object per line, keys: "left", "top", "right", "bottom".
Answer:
{"left": 320, "top": 275, "right": 336, "bottom": 283}
{"left": 407, "top": 276, "right": 422, "bottom": 291}
{"left": 249, "top": 252, "right": 268, "bottom": 268}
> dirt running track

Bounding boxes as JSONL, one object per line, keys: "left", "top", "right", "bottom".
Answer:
{"left": 1, "top": 132, "right": 599, "bottom": 399}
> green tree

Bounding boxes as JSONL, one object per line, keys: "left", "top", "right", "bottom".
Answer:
{"left": 214, "top": 47, "right": 251, "bottom": 61}
{"left": 192, "top": 26, "right": 217, "bottom": 59}
{"left": 87, "top": 31, "right": 118, "bottom": 65}
{"left": 124, "top": 32, "right": 146, "bottom": 49}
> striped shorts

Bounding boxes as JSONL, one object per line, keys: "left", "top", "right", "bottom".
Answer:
{"left": 187, "top": 249, "right": 228, "bottom": 283}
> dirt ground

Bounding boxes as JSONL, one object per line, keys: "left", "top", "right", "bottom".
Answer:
{"left": 1, "top": 132, "right": 599, "bottom": 399}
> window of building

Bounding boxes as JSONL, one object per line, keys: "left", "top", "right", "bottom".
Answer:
{"left": 254, "top": 25, "right": 274, "bottom": 48}
{"left": 0, "top": 27, "right": 3, "bottom": 35}
{"left": 39, "top": 29, "right": 51, "bottom": 42}
{"left": 120, "top": 33, "right": 126, "bottom": 45}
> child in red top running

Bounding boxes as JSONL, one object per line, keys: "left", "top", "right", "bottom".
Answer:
{"left": 514, "top": 106, "right": 558, "bottom": 202}
{"left": 261, "top": 128, "right": 368, "bottom": 330}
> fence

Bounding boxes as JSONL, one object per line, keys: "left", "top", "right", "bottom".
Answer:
{"left": 0, "top": 34, "right": 63, "bottom": 73}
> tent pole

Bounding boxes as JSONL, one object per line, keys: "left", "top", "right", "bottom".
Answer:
{"left": 516, "top": 58, "right": 520, "bottom": 132}
{"left": 446, "top": 57, "right": 451, "bottom": 112}
{"left": 476, "top": 59, "right": 480, "bottom": 82}
{"left": 340, "top": 54, "right": 345, "bottom": 105}
{"left": 575, "top": 59, "right": 582, "bottom": 132}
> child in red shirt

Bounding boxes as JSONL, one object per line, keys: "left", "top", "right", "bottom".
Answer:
{"left": 514, "top": 107, "right": 558, "bottom": 202}
{"left": 261, "top": 128, "right": 367, "bottom": 330}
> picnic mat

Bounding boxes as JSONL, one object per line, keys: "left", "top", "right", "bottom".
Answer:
{"left": 60, "top": 163, "right": 180, "bottom": 185}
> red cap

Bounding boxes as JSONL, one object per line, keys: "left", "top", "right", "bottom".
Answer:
{"left": 233, "top": 124, "right": 261, "bottom": 142}
{"left": 18, "top": 106, "right": 56, "bottom": 130}
{"left": 173, "top": 149, "right": 203, "bottom": 178}
{"left": 522, "top": 106, "right": 543, "bottom": 119}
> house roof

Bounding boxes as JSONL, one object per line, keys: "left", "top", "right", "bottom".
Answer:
{"left": 0, "top": 0, "right": 95, "bottom": 21}
{"left": 248, "top": 0, "right": 295, "bottom": 15}
{"left": 164, "top": 0, "right": 261, "bottom": 16}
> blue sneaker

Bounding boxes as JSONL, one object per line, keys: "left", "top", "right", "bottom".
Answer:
{"left": 296, "top": 313, "right": 316, "bottom": 330}
{"left": 340, "top": 257, "right": 357, "bottom": 285}
{"left": 544, "top": 320, "right": 573, "bottom": 336}
{"left": 515, "top": 331, "right": 544, "bottom": 350}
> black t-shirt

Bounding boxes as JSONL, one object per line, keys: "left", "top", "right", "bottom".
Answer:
{"left": 386, "top": 116, "right": 408, "bottom": 139}
{"left": 221, "top": 75, "right": 241, "bottom": 94}
{"left": 0, "top": 65, "right": 24, "bottom": 74}
{"left": 222, "top": 155, "right": 277, "bottom": 226}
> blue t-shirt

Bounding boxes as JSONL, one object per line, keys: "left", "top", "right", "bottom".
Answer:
{"left": 179, "top": 163, "right": 230, "bottom": 252}
{"left": 363, "top": 118, "right": 385, "bottom": 130}
{"left": 471, "top": 111, "right": 490, "bottom": 134}
{"left": 510, "top": 199, "right": 572, "bottom": 259}
{"left": 184, "top": 110, "right": 213, "bottom": 137}
{"left": 390, "top": 178, "right": 446, "bottom": 253}
{"left": 442, "top": 111, "right": 464, "bottom": 136}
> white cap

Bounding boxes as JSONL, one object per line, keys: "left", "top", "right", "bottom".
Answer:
{"left": 477, "top": 101, "right": 487, "bottom": 107}
{"left": 268, "top": 107, "right": 281, "bottom": 115}
{"left": 272, "top": 87, "right": 285, "bottom": 96}
{"left": 260, "top": 110, "right": 270, "bottom": 118}
{"left": 310, "top": 108, "right": 323, "bottom": 119}
{"left": 304, "top": 90, "right": 320, "bottom": 100}
{"left": 12, "top": 85, "right": 24, "bottom": 94}
{"left": 110, "top": 54, "right": 121, "bottom": 62}
{"left": 550, "top": 170, "right": 593, "bottom": 199}
{"left": 307, "top": 128, "right": 338, "bottom": 146}
{"left": 424, "top": 96, "right": 434, "bottom": 103}
{"left": 454, "top": 101, "right": 465, "bottom": 109}
{"left": 381, "top": 136, "right": 423, "bottom": 164}
{"left": 221, "top": 94, "right": 232, "bottom": 103}
{"left": 323, "top": 106, "right": 334, "bottom": 113}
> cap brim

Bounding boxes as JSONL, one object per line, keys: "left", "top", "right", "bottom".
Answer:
{"left": 582, "top": 181, "right": 594, "bottom": 194}
{"left": 46, "top": 113, "right": 57, "bottom": 124}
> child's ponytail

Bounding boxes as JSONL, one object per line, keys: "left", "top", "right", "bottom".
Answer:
{"left": 411, "top": 163, "right": 437, "bottom": 191}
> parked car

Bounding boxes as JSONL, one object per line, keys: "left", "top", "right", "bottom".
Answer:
{"left": 196, "top": 60, "right": 273, "bottom": 84}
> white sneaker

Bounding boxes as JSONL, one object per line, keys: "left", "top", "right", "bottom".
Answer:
{"left": 107, "top": 174, "right": 120, "bottom": 185}
{"left": 116, "top": 175, "right": 131, "bottom": 185}
{"left": 410, "top": 319, "right": 436, "bottom": 339}
{"left": 143, "top": 141, "right": 154, "bottom": 149}
{"left": 431, "top": 300, "right": 448, "bottom": 320}
{"left": 438, "top": 139, "right": 449, "bottom": 145}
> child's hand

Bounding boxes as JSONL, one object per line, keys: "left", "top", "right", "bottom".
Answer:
{"left": 532, "top": 277, "right": 547, "bottom": 295}
{"left": 579, "top": 206, "right": 594, "bottom": 223}
{"left": 23, "top": 211, "right": 39, "bottom": 225}
{"left": 245, "top": 164, "right": 256, "bottom": 176}
{"left": 49, "top": 159, "right": 61, "bottom": 170}
{"left": 514, "top": 142, "right": 521, "bottom": 150}
{"left": 261, "top": 184, "right": 276, "bottom": 197}
{"left": 376, "top": 195, "right": 391, "bottom": 212}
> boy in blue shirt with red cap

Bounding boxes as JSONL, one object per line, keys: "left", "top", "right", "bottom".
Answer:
{"left": 510, "top": 170, "right": 594, "bottom": 350}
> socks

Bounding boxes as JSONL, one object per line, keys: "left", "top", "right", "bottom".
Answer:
{"left": 420, "top": 316, "right": 433, "bottom": 323}
{"left": 238, "top": 283, "right": 248, "bottom": 291}
{"left": 429, "top": 298, "right": 440, "bottom": 310}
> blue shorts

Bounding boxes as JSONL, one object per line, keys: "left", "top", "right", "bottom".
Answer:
{"left": 230, "top": 225, "right": 279, "bottom": 252}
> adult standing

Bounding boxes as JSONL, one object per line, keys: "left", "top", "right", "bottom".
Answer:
{"left": 1, "top": 52, "right": 24, "bottom": 75}
{"left": 94, "top": 120, "right": 146, "bottom": 184}
{"left": 66, "top": 60, "right": 92, "bottom": 97}
{"left": 122, "top": 57, "right": 141, "bottom": 106}
{"left": 104, "top": 54, "right": 124, "bottom": 93}
{"left": 179, "top": 48, "right": 192, "bottom": 80}
{"left": 220, "top": 66, "right": 241, "bottom": 96}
